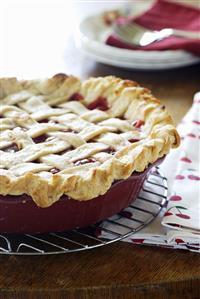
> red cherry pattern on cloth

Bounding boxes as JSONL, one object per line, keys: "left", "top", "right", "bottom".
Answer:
{"left": 164, "top": 206, "right": 190, "bottom": 220}
{"left": 188, "top": 174, "right": 200, "bottom": 181}
{"left": 176, "top": 213, "right": 191, "bottom": 219}
{"left": 169, "top": 195, "right": 182, "bottom": 201}
{"left": 180, "top": 157, "right": 192, "bottom": 163}
{"left": 175, "top": 175, "right": 185, "bottom": 180}
{"left": 163, "top": 99, "right": 199, "bottom": 233}
{"left": 175, "top": 238, "right": 185, "bottom": 244}
{"left": 187, "top": 133, "right": 196, "bottom": 138}
{"left": 175, "top": 174, "right": 200, "bottom": 181}
{"left": 164, "top": 211, "right": 173, "bottom": 217}
{"left": 192, "top": 120, "right": 200, "bottom": 125}
{"left": 131, "top": 239, "right": 145, "bottom": 244}
{"left": 181, "top": 133, "right": 199, "bottom": 139}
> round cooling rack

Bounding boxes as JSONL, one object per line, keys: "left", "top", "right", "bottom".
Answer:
{"left": 0, "top": 167, "right": 168, "bottom": 255}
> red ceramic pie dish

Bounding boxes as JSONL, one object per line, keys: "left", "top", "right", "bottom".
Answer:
{"left": 0, "top": 159, "right": 163, "bottom": 234}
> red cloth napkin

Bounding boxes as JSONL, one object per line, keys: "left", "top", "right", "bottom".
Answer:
{"left": 106, "top": 0, "right": 200, "bottom": 55}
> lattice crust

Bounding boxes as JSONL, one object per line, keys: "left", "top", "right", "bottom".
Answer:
{"left": 0, "top": 74, "right": 180, "bottom": 207}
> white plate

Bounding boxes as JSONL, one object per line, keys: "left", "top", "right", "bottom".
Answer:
{"left": 75, "top": 14, "right": 200, "bottom": 70}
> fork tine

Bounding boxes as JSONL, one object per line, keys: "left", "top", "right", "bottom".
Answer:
{"left": 125, "top": 24, "right": 137, "bottom": 36}
{"left": 114, "top": 25, "right": 134, "bottom": 39}
{"left": 113, "top": 22, "right": 155, "bottom": 46}
{"left": 127, "top": 23, "right": 147, "bottom": 32}
{"left": 116, "top": 23, "right": 147, "bottom": 35}
{"left": 125, "top": 23, "right": 145, "bottom": 36}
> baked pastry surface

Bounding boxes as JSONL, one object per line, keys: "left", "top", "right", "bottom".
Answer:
{"left": 0, "top": 74, "right": 180, "bottom": 207}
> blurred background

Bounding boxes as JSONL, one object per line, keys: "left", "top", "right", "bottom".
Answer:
{"left": 1, "top": 0, "right": 127, "bottom": 78}
{"left": 1, "top": 0, "right": 199, "bottom": 78}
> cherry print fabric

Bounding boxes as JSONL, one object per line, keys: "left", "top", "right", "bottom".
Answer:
{"left": 99, "top": 92, "right": 200, "bottom": 252}
{"left": 161, "top": 91, "right": 200, "bottom": 231}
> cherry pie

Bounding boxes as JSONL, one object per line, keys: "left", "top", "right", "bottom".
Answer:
{"left": 0, "top": 74, "right": 180, "bottom": 207}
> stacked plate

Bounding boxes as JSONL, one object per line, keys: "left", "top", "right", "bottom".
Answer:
{"left": 75, "top": 13, "right": 200, "bottom": 70}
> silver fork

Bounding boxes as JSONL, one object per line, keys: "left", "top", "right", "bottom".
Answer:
{"left": 113, "top": 22, "right": 200, "bottom": 46}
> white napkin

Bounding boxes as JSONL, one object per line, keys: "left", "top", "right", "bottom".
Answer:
{"left": 100, "top": 92, "right": 200, "bottom": 252}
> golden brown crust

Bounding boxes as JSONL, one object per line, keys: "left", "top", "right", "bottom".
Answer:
{"left": 0, "top": 75, "right": 180, "bottom": 207}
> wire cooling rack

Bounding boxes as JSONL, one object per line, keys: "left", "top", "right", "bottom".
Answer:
{"left": 0, "top": 167, "right": 168, "bottom": 255}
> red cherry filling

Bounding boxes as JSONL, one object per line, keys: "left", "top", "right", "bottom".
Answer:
{"left": 104, "top": 147, "right": 115, "bottom": 155}
{"left": 87, "top": 96, "right": 109, "bottom": 111}
{"left": 74, "top": 158, "right": 96, "bottom": 166}
{"left": 1, "top": 143, "right": 19, "bottom": 153}
{"left": 133, "top": 120, "right": 144, "bottom": 129}
{"left": 129, "top": 138, "right": 140, "bottom": 143}
{"left": 50, "top": 168, "right": 60, "bottom": 174}
{"left": 69, "top": 93, "right": 84, "bottom": 101}
{"left": 33, "top": 134, "right": 48, "bottom": 143}
{"left": 38, "top": 119, "right": 49, "bottom": 123}
{"left": 38, "top": 119, "right": 59, "bottom": 124}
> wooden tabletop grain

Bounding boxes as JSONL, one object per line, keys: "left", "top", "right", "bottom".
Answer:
{"left": 1, "top": 2, "right": 200, "bottom": 298}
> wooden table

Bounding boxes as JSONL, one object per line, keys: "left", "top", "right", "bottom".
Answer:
{"left": 1, "top": 2, "right": 200, "bottom": 298}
